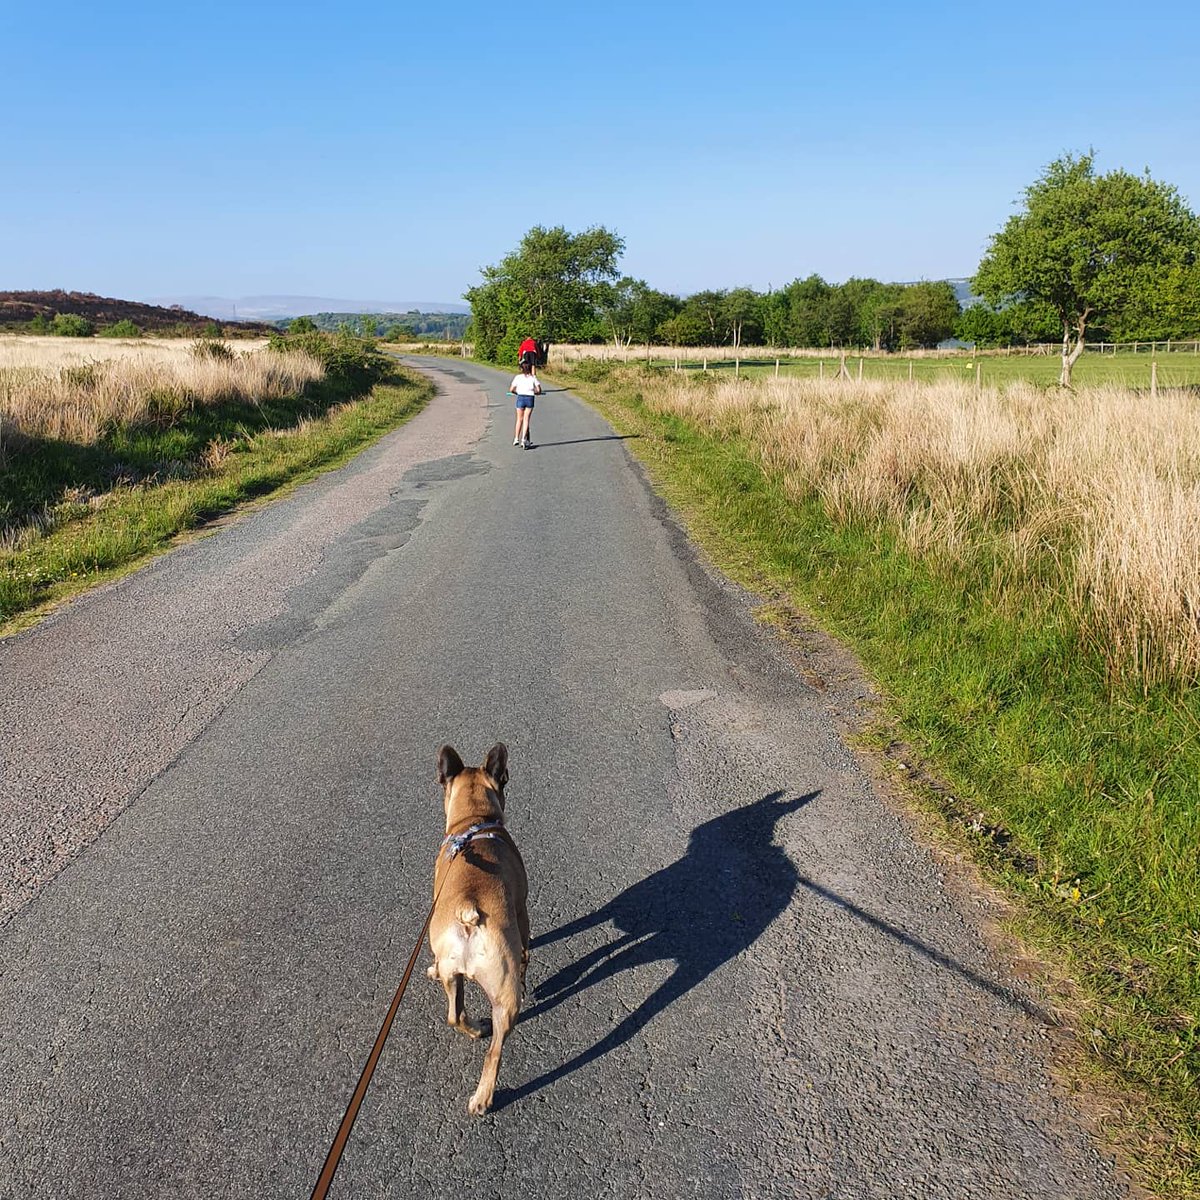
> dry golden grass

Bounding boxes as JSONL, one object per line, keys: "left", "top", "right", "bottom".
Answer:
{"left": 549, "top": 342, "right": 971, "bottom": 364}
{"left": 0, "top": 335, "right": 270, "bottom": 370}
{"left": 0, "top": 336, "right": 321, "bottom": 447}
{"left": 628, "top": 368, "right": 1200, "bottom": 689}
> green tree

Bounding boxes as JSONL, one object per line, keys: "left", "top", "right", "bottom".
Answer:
{"left": 289, "top": 316, "right": 317, "bottom": 333}
{"left": 465, "top": 225, "right": 624, "bottom": 361}
{"left": 658, "top": 310, "right": 710, "bottom": 346}
{"left": 955, "top": 303, "right": 1008, "bottom": 348}
{"left": 895, "top": 281, "right": 960, "bottom": 349}
{"left": 679, "top": 290, "right": 728, "bottom": 345}
{"left": 783, "top": 275, "right": 831, "bottom": 347}
{"left": 599, "top": 278, "right": 679, "bottom": 346}
{"left": 723, "top": 288, "right": 762, "bottom": 348}
{"left": 974, "top": 152, "right": 1200, "bottom": 386}
{"left": 760, "top": 289, "right": 790, "bottom": 346}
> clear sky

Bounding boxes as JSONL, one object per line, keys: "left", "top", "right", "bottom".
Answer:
{"left": 4, "top": 0, "right": 1199, "bottom": 306}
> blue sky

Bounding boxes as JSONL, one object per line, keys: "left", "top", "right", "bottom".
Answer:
{"left": 4, "top": 0, "right": 1199, "bottom": 306}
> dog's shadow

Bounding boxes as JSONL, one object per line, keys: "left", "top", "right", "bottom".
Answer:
{"left": 494, "top": 789, "right": 815, "bottom": 1108}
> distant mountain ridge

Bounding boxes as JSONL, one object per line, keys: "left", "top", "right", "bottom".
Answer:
{"left": 0, "top": 290, "right": 274, "bottom": 334}
{"left": 150, "top": 294, "right": 471, "bottom": 321}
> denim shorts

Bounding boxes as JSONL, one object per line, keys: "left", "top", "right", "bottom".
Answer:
{"left": 514, "top": 395, "right": 535, "bottom": 410}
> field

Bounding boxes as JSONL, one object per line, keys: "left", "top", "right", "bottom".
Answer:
{"left": 0, "top": 334, "right": 431, "bottom": 627}
{"left": 556, "top": 358, "right": 1200, "bottom": 1191}
{"left": 544, "top": 341, "right": 1200, "bottom": 390}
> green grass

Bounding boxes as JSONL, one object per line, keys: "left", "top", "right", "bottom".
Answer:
{"left": 642, "top": 347, "right": 1200, "bottom": 389}
{"left": 556, "top": 363, "right": 1200, "bottom": 1197}
{"left": 1, "top": 367, "right": 433, "bottom": 632}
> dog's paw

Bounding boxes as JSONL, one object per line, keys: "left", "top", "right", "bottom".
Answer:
{"left": 426, "top": 964, "right": 438, "bottom": 980}
{"left": 467, "top": 1090, "right": 493, "bottom": 1117}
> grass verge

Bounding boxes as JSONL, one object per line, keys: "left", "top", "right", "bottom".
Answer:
{"left": 1, "top": 366, "right": 433, "bottom": 635}
{"left": 555, "top": 362, "right": 1199, "bottom": 1198}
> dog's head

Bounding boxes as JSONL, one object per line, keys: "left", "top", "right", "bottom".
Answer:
{"left": 437, "top": 743, "right": 508, "bottom": 829}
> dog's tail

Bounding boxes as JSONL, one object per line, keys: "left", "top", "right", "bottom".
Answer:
{"left": 457, "top": 903, "right": 481, "bottom": 929}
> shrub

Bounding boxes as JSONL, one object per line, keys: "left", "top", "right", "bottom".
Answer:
{"left": 569, "top": 358, "right": 613, "bottom": 383}
{"left": 28, "top": 314, "right": 50, "bottom": 334}
{"left": 51, "top": 313, "right": 94, "bottom": 338}
{"left": 98, "top": 319, "right": 142, "bottom": 338}
{"left": 267, "top": 328, "right": 387, "bottom": 396}
{"left": 288, "top": 316, "right": 317, "bottom": 334}
{"left": 191, "top": 338, "right": 235, "bottom": 362}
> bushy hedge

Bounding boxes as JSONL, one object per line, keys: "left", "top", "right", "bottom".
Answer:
{"left": 267, "top": 328, "right": 388, "bottom": 396}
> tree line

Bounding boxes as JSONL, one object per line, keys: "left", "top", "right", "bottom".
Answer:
{"left": 466, "top": 228, "right": 963, "bottom": 358}
{"left": 467, "top": 153, "right": 1200, "bottom": 386}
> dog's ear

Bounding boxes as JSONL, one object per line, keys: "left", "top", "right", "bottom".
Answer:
{"left": 484, "top": 742, "right": 509, "bottom": 793}
{"left": 437, "top": 744, "right": 464, "bottom": 787}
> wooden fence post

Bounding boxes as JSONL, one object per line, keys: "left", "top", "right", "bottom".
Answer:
{"left": 819, "top": 360, "right": 824, "bottom": 381}
{"left": 857, "top": 357, "right": 864, "bottom": 381}
{"left": 775, "top": 357, "right": 779, "bottom": 377}
{"left": 908, "top": 360, "right": 913, "bottom": 382}
{"left": 1151, "top": 359, "right": 1158, "bottom": 399}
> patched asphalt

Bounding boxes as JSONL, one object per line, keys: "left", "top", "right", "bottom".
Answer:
{"left": 0, "top": 358, "right": 1130, "bottom": 1198}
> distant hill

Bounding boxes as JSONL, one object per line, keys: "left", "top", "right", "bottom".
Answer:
{"left": 152, "top": 294, "right": 471, "bottom": 321}
{"left": 0, "top": 290, "right": 274, "bottom": 334}
{"left": 949, "top": 278, "right": 980, "bottom": 307}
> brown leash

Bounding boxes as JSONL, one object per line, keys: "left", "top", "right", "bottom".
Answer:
{"left": 309, "top": 825, "right": 496, "bottom": 1199}
{"left": 308, "top": 893, "right": 437, "bottom": 1200}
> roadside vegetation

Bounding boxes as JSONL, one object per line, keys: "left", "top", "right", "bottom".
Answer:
{"left": 555, "top": 357, "right": 1199, "bottom": 1192}
{"left": 0, "top": 330, "right": 432, "bottom": 629}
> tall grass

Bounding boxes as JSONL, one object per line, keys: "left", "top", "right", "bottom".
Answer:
{"left": 629, "top": 369, "right": 1200, "bottom": 691}
{"left": 0, "top": 337, "right": 316, "bottom": 449}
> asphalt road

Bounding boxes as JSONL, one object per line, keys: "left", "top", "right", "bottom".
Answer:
{"left": 0, "top": 359, "right": 1129, "bottom": 1199}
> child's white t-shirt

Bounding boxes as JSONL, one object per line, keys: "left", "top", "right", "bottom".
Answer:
{"left": 510, "top": 374, "right": 541, "bottom": 397}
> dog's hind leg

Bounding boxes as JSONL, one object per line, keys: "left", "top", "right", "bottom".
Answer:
{"left": 468, "top": 981, "right": 519, "bottom": 1116}
{"left": 441, "top": 972, "right": 485, "bottom": 1040}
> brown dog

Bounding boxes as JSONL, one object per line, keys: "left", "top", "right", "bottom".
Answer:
{"left": 427, "top": 743, "right": 529, "bottom": 1115}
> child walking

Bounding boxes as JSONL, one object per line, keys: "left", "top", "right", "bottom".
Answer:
{"left": 509, "top": 363, "right": 542, "bottom": 449}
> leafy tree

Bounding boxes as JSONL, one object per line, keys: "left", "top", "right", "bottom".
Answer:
{"left": 896, "top": 281, "right": 960, "bottom": 349}
{"left": 289, "top": 316, "right": 317, "bottom": 333}
{"left": 28, "top": 313, "right": 50, "bottom": 334}
{"left": 855, "top": 282, "right": 905, "bottom": 350}
{"left": 384, "top": 322, "right": 416, "bottom": 341}
{"left": 974, "top": 152, "right": 1200, "bottom": 386}
{"left": 599, "top": 278, "right": 679, "bottom": 346}
{"left": 784, "top": 275, "right": 832, "bottom": 346}
{"left": 658, "top": 310, "right": 710, "bottom": 346}
{"left": 723, "top": 288, "right": 762, "bottom": 348}
{"left": 955, "top": 303, "right": 1008, "bottom": 348}
{"left": 760, "top": 289, "right": 790, "bottom": 347}
{"left": 465, "top": 225, "right": 624, "bottom": 361}
{"left": 679, "top": 290, "right": 728, "bottom": 345}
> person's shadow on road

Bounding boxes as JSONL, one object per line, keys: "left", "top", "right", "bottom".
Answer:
{"left": 494, "top": 789, "right": 817, "bottom": 1108}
